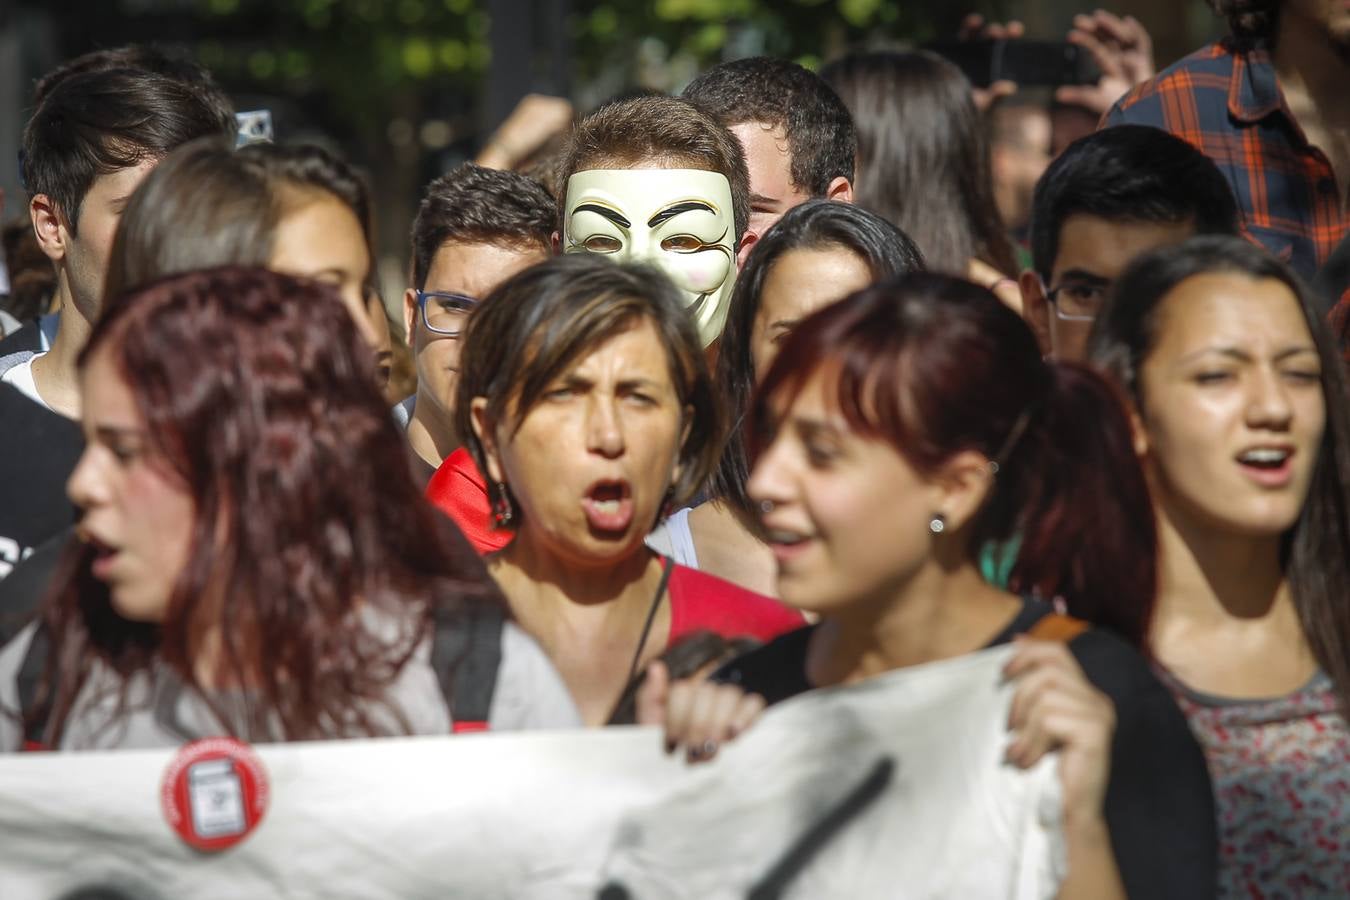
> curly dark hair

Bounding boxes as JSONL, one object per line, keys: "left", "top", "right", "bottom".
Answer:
{"left": 410, "top": 163, "right": 555, "bottom": 290}
{"left": 682, "top": 56, "right": 857, "bottom": 197}
{"left": 1208, "top": 0, "right": 1282, "bottom": 47}
{"left": 33, "top": 266, "right": 501, "bottom": 745}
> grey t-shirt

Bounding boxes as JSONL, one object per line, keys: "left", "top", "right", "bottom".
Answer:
{"left": 0, "top": 620, "right": 580, "bottom": 751}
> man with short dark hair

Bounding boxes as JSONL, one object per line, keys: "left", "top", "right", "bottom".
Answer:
{"left": 397, "top": 164, "right": 555, "bottom": 483}
{"left": 1105, "top": 0, "right": 1348, "bottom": 278}
{"left": 3, "top": 68, "right": 234, "bottom": 417}
{"left": 0, "top": 60, "right": 233, "bottom": 589}
{"left": 1020, "top": 124, "right": 1241, "bottom": 360}
{"left": 683, "top": 57, "right": 855, "bottom": 244}
{"left": 0, "top": 46, "right": 234, "bottom": 363}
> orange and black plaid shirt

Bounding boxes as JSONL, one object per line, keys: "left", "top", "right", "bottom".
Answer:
{"left": 1107, "top": 42, "right": 1346, "bottom": 279}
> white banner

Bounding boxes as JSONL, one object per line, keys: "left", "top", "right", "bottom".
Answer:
{"left": 0, "top": 645, "right": 1064, "bottom": 899}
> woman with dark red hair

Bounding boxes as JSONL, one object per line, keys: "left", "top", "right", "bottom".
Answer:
{"left": 0, "top": 266, "right": 579, "bottom": 750}
{"left": 645, "top": 273, "right": 1216, "bottom": 896}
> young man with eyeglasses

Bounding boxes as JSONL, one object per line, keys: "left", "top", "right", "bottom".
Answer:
{"left": 1019, "top": 125, "right": 1241, "bottom": 360}
{"left": 397, "top": 163, "right": 554, "bottom": 485}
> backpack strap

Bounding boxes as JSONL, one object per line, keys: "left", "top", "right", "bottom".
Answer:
{"left": 1026, "top": 612, "right": 1089, "bottom": 644}
{"left": 430, "top": 601, "right": 505, "bottom": 734}
{"left": 17, "top": 622, "right": 52, "bottom": 751}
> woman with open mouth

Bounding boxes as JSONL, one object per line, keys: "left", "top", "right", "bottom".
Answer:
{"left": 645, "top": 272, "right": 1218, "bottom": 898}
{"left": 455, "top": 254, "right": 803, "bottom": 726}
{"left": 0, "top": 267, "right": 581, "bottom": 750}
{"left": 1088, "top": 236, "right": 1350, "bottom": 897}
{"left": 648, "top": 200, "right": 925, "bottom": 598}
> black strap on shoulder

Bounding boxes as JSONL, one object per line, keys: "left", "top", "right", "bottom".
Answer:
{"left": 430, "top": 599, "right": 505, "bottom": 732}
{"left": 17, "top": 621, "right": 52, "bottom": 749}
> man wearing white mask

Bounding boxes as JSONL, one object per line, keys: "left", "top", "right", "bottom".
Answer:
{"left": 422, "top": 96, "right": 752, "bottom": 560}
{"left": 556, "top": 95, "right": 751, "bottom": 352}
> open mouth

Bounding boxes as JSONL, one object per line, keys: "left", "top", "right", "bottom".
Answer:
{"left": 581, "top": 480, "right": 635, "bottom": 533}
{"left": 1235, "top": 446, "right": 1295, "bottom": 485}
{"left": 80, "top": 531, "right": 121, "bottom": 580}
{"left": 762, "top": 523, "right": 815, "bottom": 564}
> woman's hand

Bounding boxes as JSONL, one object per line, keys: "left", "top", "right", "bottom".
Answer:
{"left": 635, "top": 661, "right": 766, "bottom": 763}
{"left": 1004, "top": 638, "right": 1125, "bottom": 899}
{"left": 1003, "top": 637, "right": 1115, "bottom": 829}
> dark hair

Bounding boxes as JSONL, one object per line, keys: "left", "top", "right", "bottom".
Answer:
{"left": 820, "top": 50, "right": 1017, "bottom": 278}
{"left": 712, "top": 200, "right": 926, "bottom": 520}
{"left": 753, "top": 273, "right": 1156, "bottom": 647}
{"left": 410, "top": 163, "right": 555, "bottom": 290}
{"left": 1088, "top": 235, "right": 1350, "bottom": 703}
{"left": 21, "top": 69, "right": 235, "bottom": 233}
{"left": 456, "top": 254, "right": 723, "bottom": 522}
{"left": 1030, "top": 125, "right": 1241, "bottom": 280}
{"left": 1207, "top": 0, "right": 1282, "bottom": 48}
{"left": 104, "top": 138, "right": 273, "bottom": 300}
{"left": 682, "top": 56, "right": 857, "bottom": 196}
{"left": 32, "top": 44, "right": 236, "bottom": 135}
{"left": 557, "top": 95, "right": 751, "bottom": 243}
{"left": 241, "top": 141, "right": 376, "bottom": 268}
{"left": 34, "top": 267, "right": 498, "bottom": 745}
{"left": 105, "top": 140, "right": 376, "bottom": 301}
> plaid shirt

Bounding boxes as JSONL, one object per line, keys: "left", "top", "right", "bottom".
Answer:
{"left": 1106, "top": 42, "right": 1346, "bottom": 279}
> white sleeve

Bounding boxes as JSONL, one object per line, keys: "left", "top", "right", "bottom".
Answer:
{"left": 488, "top": 622, "right": 583, "bottom": 731}
{"left": 0, "top": 625, "right": 38, "bottom": 752}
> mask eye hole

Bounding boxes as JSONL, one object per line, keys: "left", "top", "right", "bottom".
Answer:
{"left": 660, "top": 235, "right": 702, "bottom": 252}
{"left": 582, "top": 235, "right": 622, "bottom": 253}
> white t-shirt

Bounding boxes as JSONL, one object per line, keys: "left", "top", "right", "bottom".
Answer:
{"left": 0, "top": 352, "right": 50, "bottom": 411}
{"left": 645, "top": 507, "right": 699, "bottom": 568}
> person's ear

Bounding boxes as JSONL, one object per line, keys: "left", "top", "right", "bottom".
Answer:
{"left": 1019, "top": 269, "right": 1053, "bottom": 357}
{"left": 402, "top": 288, "right": 418, "bottom": 346}
{"left": 825, "top": 176, "right": 853, "bottom": 204}
{"left": 551, "top": 230, "right": 562, "bottom": 255}
{"left": 469, "top": 397, "right": 506, "bottom": 483}
{"left": 1127, "top": 403, "right": 1150, "bottom": 460}
{"left": 30, "top": 194, "right": 67, "bottom": 264}
{"left": 932, "top": 449, "right": 996, "bottom": 534}
{"left": 736, "top": 230, "right": 759, "bottom": 269}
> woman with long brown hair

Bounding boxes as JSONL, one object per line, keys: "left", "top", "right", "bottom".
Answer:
{"left": 0, "top": 266, "right": 578, "bottom": 749}
{"left": 821, "top": 50, "right": 1022, "bottom": 310}
{"left": 1090, "top": 236, "right": 1350, "bottom": 896}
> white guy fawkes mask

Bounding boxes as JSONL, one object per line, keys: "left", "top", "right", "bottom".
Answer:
{"left": 563, "top": 169, "right": 738, "bottom": 347}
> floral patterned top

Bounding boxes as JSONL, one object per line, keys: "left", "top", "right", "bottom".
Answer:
{"left": 1157, "top": 667, "right": 1350, "bottom": 899}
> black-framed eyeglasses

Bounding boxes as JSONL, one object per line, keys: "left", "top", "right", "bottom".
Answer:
{"left": 1045, "top": 280, "right": 1109, "bottom": 322}
{"left": 416, "top": 290, "right": 478, "bottom": 336}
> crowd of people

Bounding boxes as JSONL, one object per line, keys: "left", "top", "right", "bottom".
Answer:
{"left": 0, "top": 0, "right": 1348, "bottom": 896}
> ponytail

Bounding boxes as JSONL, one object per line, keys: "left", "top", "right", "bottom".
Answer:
{"left": 753, "top": 273, "right": 1158, "bottom": 650}
{"left": 978, "top": 362, "right": 1156, "bottom": 650}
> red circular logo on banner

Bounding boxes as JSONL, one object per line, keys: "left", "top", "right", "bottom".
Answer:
{"left": 161, "top": 737, "right": 269, "bottom": 852}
